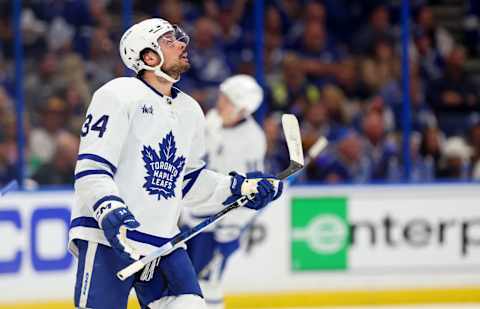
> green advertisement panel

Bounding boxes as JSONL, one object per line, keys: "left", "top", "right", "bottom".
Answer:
{"left": 291, "top": 197, "right": 348, "bottom": 271}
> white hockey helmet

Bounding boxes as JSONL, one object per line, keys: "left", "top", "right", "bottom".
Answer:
{"left": 219, "top": 74, "right": 263, "bottom": 115}
{"left": 119, "top": 18, "right": 189, "bottom": 83}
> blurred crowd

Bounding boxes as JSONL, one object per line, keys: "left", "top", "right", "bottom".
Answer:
{"left": 1, "top": 0, "right": 480, "bottom": 187}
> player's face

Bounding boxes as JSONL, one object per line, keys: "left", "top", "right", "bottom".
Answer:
{"left": 216, "top": 93, "right": 242, "bottom": 126}
{"left": 158, "top": 29, "right": 190, "bottom": 79}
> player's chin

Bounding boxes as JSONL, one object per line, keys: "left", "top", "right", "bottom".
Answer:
{"left": 178, "top": 61, "right": 190, "bottom": 73}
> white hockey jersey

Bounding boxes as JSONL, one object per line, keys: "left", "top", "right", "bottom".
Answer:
{"left": 204, "top": 110, "right": 266, "bottom": 174}
{"left": 69, "top": 77, "right": 232, "bottom": 256}
{"left": 182, "top": 109, "right": 267, "bottom": 242}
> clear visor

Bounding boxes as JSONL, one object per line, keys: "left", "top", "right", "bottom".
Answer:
{"left": 158, "top": 25, "right": 190, "bottom": 46}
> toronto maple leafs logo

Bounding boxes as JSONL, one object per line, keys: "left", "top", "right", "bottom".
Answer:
{"left": 142, "top": 131, "right": 186, "bottom": 200}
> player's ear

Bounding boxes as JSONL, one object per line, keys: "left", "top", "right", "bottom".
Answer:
{"left": 140, "top": 49, "right": 158, "bottom": 66}
{"left": 238, "top": 108, "right": 249, "bottom": 119}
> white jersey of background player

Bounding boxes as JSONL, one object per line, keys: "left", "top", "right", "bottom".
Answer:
{"left": 182, "top": 75, "right": 266, "bottom": 309}
{"left": 68, "top": 18, "right": 282, "bottom": 309}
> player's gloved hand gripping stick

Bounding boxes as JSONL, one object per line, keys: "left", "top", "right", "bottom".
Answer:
{"left": 96, "top": 202, "right": 141, "bottom": 262}
{"left": 117, "top": 114, "right": 304, "bottom": 280}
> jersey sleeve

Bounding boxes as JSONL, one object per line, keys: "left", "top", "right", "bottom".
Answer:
{"left": 181, "top": 105, "right": 232, "bottom": 211}
{"left": 74, "top": 85, "right": 131, "bottom": 221}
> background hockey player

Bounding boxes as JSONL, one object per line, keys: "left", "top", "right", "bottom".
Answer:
{"left": 182, "top": 74, "right": 267, "bottom": 309}
{"left": 69, "top": 18, "right": 283, "bottom": 309}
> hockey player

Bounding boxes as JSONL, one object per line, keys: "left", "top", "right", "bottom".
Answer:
{"left": 69, "top": 18, "right": 283, "bottom": 309}
{"left": 182, "top": 74, "right": 266, "bottom": 308}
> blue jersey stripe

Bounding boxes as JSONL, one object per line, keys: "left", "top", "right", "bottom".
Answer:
{"left": 77, "top": 153, "right": 117, "bottom": 174}
{"left": 126, "top": 230, "right": 171, "bottom": 247}
{"left": 70, "top": 217, "right": 99, "bottom": 229}
{"left": 92, "top": 195, "right": 125, "bottom": 211}
{"left": 74, "top": 170, "right": 114, "bottom": 181}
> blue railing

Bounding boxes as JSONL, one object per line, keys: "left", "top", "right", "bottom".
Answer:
{"left": 13, "top": 0, "right": 25, "bottom": 189}
{"left": 401, "top": 0, "right": 412, "bottom": 181}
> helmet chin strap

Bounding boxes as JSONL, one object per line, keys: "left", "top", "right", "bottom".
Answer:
{"left": 154, "top": 65, "right": 179, "bottom": 83}
{"left": 141, "top": 48, "right": 179, "bottom": 83}
{"left": 141, "top": 64, "right": 179, "bottom": 83}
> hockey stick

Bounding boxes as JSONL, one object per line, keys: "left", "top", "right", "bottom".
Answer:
{"left": 0, "top": 180, "right": 18, "bottom": 197}
{"left": 117, "top": 114, "right": 304, "bottom": 280}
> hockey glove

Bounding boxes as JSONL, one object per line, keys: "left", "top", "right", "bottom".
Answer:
{"left": 223, "top": 171, "right": 284, "bottom": 210}
{"left": 95, "top": 202, "right": 141, "bottom": 262}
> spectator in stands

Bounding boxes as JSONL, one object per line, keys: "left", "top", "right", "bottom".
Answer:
{"left": 419, "top": 126, "right": 444, "bottom": 178}
{"left": 0, "top": 143, "right": 16, "bottom": 186}
{"left": 86, "top": 27, "right": 116, "bottom": 91}
{"left": 0, "top": 109, "right": 17, "bottom": 185}
{"left": 361, "top": 109, "right": 399, "bottom": 181}
{"left": 334, "top": 58, "right": 369, "bottom": 101}
{"left": 301, "top": 101, "right": 330, "bottom": 151}
{"left": 415, "top": 5, "right": 454, "bottom": 58}
{"left": 410, "top": 132, "right": 435, "bottom": 182}
{"left": 307, "top": 129, "right": 369, "bottom": 183}
{"left": 155, "top": 0, "right": 186, "bottom": 26}
{"left": 21, "top": 8, "right": 48, "bottom": 58}
{"left": 295, "top": 19, "right": 347, "bottom": 87}
{"left": 0, "top": 110, "right": 32, "bottom": 184}
{"left": 275, "top": 0, "right": 304, "bottom": 40}
{"left": 0, "top": 86, "right": 13, "bottom": 120}
{"left": 286, "top": 0, "right": 327, "bottom": 45}
{"left": 361, "top": 37, "right": 400, "bottom": 95}
{"left": 464, "top": 0, "right": 480, "bottom": 57}
{"left": 428, "top": 46, "right": 480, "bottom": 136}
{"left": 352, "top": 5, "right": 396, "bottom": 55}
{"left": 32, "top": 132, "right": 78, "bottom": 185}
{"left": 24, "top": 52, "right": 65, "bottom": 109}
{"left": 322, "top": 84, "right": 350, "bottom": 129}
{"left": 412, "top": 28, "right": 444, "bottom": 83}
{"left": 63, "top": 81, "right": 90, "bottom": 134}
{"left": 29, "top": 97, "right": 69, "bottom": 168}
{"left": 267, "top": 53, "right": 320, "bottom": 114}
{"left": 468, "top": 121, "right": 480, "bottom": 179}
{"left": 264, "top": 5, "right": 285, "bottom": 82}
{"left": 362, "top": 95, "right": 396, "bottom": 133}
{"left": 437, "top": 136, "right": 472, "bottom": 180}
{"left": 0, "top": 2, "right": 10, "bottom": 60}
{"left": 216, "top": 0, "right": 249, "bottom": 55}
{"left": 381, "top": 62, "right": 437, "bottom": 132}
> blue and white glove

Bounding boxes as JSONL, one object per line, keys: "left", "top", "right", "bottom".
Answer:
{"left": 223, "top": 171, "right": 284, "bottom": 210}
{"left": 94, "top": 202, "right": 141, "bottom": 262}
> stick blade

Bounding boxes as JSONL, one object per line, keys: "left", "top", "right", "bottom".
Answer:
{"left": 281, "top": 114, "right": 304, "bottom": 166}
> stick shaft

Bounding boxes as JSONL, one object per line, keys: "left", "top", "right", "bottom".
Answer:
{"left": 117, "top": 165, "right": 299, "bottom": 280}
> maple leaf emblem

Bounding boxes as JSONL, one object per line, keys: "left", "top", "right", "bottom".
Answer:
{"left": 142, "top": 131, "right": 186, "bottom": 200}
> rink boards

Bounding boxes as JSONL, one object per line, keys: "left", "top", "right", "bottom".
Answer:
{"left": 1, "top": 184, "right": 480, "bottom": 307}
